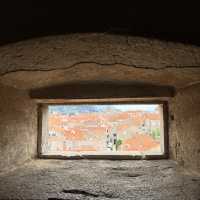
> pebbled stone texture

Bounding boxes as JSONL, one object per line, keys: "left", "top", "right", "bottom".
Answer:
{"left": 0, "top": 159, "right": 200, "bottom": 200}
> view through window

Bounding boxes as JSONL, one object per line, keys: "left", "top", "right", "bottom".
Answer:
{"left": 41, "top": 103, "right": 165, "bottom": 157}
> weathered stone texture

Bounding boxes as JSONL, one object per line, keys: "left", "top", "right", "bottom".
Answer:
{"left": 0, "top": 33, "right": 200, "bottom": 89}
{"left": 169, "top": 84, "right": 200, "bottom": 173}
{"left": 0, "top": 84, "right": 37, "bottom": 173}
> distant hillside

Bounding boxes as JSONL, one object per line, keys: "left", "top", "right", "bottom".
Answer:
{"left": 48, "top": 105, "right": 117, "bottom": 115}
{"left": 49, "top": 104, "right": 157, "bottom": 115}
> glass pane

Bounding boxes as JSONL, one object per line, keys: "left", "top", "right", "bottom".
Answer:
{"left": 42, "top": 104, "right": 165, "bottom": 156}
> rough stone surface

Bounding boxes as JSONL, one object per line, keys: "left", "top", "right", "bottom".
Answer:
{"left": 0, "top": 33, "right": 200, "bottom": 185}
{"left": 169, "top": 84, "right": 200, "bottom": 173}
{"left": 0, "top": 84, "right": 37, "bottom": 172}
{"left": 0, "top": 159, "right": 200, "bottom": 200}
{"left": 0, "top": 33, "right": 200, "bottom": 89}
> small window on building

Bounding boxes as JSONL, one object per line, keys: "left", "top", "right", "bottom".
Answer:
{"left": 39, "top": 102, "right": 167, "bottom": 158}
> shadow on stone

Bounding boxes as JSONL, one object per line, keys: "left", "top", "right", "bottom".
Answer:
{"left": 62, "top": 189, "right": 117, "bottom": 198}
{"left": 62, "top": 189, "right": 99, "bottom": 197}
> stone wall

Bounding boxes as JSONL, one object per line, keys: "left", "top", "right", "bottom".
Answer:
{"left": 0, "top": 84, "right": 37, "bottom": 173}
{"left": 0, "top": 34, "right": 200, "bottom": 173}
{"left": 169, "top": 84, "right": 200, "bottom": 173}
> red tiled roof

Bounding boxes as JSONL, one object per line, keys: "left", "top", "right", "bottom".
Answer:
{"left": 64, "top": 129, "right": 85, "bottom": 140}
{"left": 122, "top": 134, "right": 160, "bottom": 151}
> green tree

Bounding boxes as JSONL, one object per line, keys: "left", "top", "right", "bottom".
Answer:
{"left": 116, "top": 139, "right": 123, "bottom": 151}
{"left": 151, "top": 128, "right": 160, "bottom": 140}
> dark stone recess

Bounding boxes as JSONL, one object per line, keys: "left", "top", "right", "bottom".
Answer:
{"left": 0, "top": 1, "right": 200, "bottom": 46}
